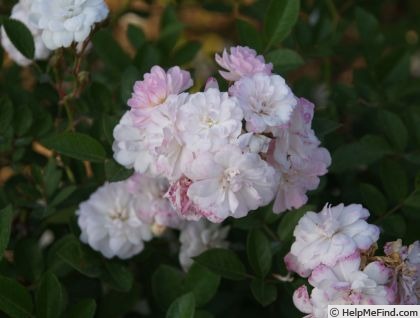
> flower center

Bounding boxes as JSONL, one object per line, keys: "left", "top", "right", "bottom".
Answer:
{"left": 221, "top": 168, "right": 242, "bottom": 191}
{"left": 110, "top": 208, "right": 129, "bottom": 221}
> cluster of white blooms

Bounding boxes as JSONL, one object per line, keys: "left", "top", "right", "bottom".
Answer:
{"left": 1, "top": 0, "right": 109, "bottom": 65}
{"left": 77, "top": 173, "right": 229, "bottom": 264}
{"left": 113, "top": 46, "right": 331, "bottom": 224}
{"left": 288, "top": 203, "right": 420, "bottom": 317}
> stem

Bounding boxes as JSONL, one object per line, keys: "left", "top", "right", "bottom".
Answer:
{"left": 325, "top": 0, "right": 340, "bottom": 27}
{"left": 375, "top": 190, "right": 418, "bottom": 224}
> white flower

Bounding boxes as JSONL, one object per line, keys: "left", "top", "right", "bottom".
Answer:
{"left": 179, "top": 219, "right": 229, "bottom": 271}
{"left": 177, "top": 89, "right": 243, "bottom": 152}
{"left": 236, "top": 132, "right": 272, "bottom": 154}
{"left": 77, "top": 181, "right": 153, "bottom": 259}
{"left": 147, "top": 94, "right": 194, "bottom": 181}
{"left": 1, "top": 0, "right": 50, "bottom": 66}
{"left": 230, "top": 74, "right": 297, "bottom": 133}
{"left": 126, "top": 173, "right": 183, "bottom": 229}
{"left": 285, "top": 203, "right": 380, "bottom": 277}
{"left": 112, "top": 111, "right": 157, "bottom": 175}
{"left": 294, "top": 253, "right": 393, "bottom": 318}
{"left": 185, "top": 145, "right": 278, "bottom": 222}
{"left": 30, "top": 0, "right": 109, "bottom": 50}
{"left": 272, "top": 147, "right": 331, "bottom": 213}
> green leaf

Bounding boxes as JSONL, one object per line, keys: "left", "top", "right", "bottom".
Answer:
{"left": 405, "top": 193, "right": 420, "bottom": 208}
{"left": 236, "top": 19, "right": 263, "bottom": 52}
{"left": 379, "top": 214, "right": 406, "bottom": 238}
{"left": 127, "top": 24, "right": 145, "bottom": 49}
{"left": 41, "top": 132, "right": 106, "bottom": 162}
{"left": 312, "top": 117, "right": 341, "bottom": 139}
{"left": 171, "top": 41, "right": 201, "bottom": 66}
{"left": 277, "top": 205, "right": 313, "bottom": 242}
{"left": 194, "top": 311, "right": 214, "bottom": 318}
{"left": 250, "top": 279, "right": 277, "bottom": 307}
{"left": 359, "top": 183, "right": 387, "bottom": 216}
{"left": 0, "top": 96, "right": 14, "bottom": 134}
{"left": 194, "top": 248, "right": 247, "bottom": 281}
{"left": 265, "top": 48, "right": 304, "bottom": 72}
{"left": 380, "top": 159, "right": 408, "bottom": 204}
{"left": 264, "top": 0, "right": 300, "bottom": 50}
{"left": 120, "top": 66, "right": 140, "bottom": 103}
{"left": 183, "top": 263, "right": 220, "bottom": 306}
{"left": 3, "top": 18, "right": 34, "bottom": 59}
{"left": 67, "top": 300, "right": 96, "bottom": 318}
{"left": 102, "top": 262, "right": 134, "bottom": 292}
{"left": 377, "top": 110, "right": 408, "bottom": 151}
{"left": 105, "top": 159, "right": 134, "bottom": 182}
{"left": 0, "top": 205, "right": 13, "bottom": 261}
{"left": 246, "top": 229, "right": 272, "bottom": 277}
{"left": 331, "top": 135, "right": 391, "bottom": 173}
{"left": 166, "top": 293, "right": 195, "bottom": 318}
{"left": 134, "top": 43, "right": 161, "bottom": 74}
{"left": 14, "top": 104, "right": 33, "bottom": 136}
{"left": 49, "top": 186, "right": 76, "bottom": 207}
{"left": 15, "top": 238, "right": 44, "bottom": 282}
{"left": 152, "top": 265, "right": 184, "bottom": 309}
{"left": 36, "top": 272, "right": 64, "bottom": 318}
{"left": 92, "top": 30, "right": 131, "bottom": 71}
{"left": 0, "top": 275, "right": 33, "bottom": 318}
{"left": 57, "top": 236, "right": 102, "bottom": 277}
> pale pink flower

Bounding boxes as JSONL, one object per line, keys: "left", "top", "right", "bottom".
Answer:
{"left": 77, "top": 181, "right": 153, "bottom": 259}
{"left": 126, "top": 173, "right": 183, "bottom": 229}
{"left": 230, "top": 74, "right": 296, "bottom": 133}
{"left": 165, "top": 176, "right": 208, "bottom": 221}
{"left": 215, "top": 46, "right": 273, "bottom": 81}
{"left": 128, "top": 66, "right": 192, "bottom": 120}
{"left": 204, "top": 77, "right": 219, "bottom": 91}
{"left": 294, "top": 253, "right": 394, "bottom": 318}
{"left": 176, "top": 89, "right": 243, "bottom": 152}
{"left": 272, "top": 147, "right": 331, "bottom": 213}
{"left": 185, "top": 145, "right": 278, "bottom": 222}
{"left": 236, "top": 132, "right": 271, "bottom": 154}
{"left": 285, "top": 203, "right": 380, "bottom": 277}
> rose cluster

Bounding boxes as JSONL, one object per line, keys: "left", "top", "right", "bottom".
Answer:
{"left": 113, "top": 46, "right": 331, "bottom": 223}
{"left": 1, "top": 0, "right": 109, "bottom": 65}
{"left": 77, "top": 173, "right": 229, "bottom": 269}
{"left": 287, "top": 204, "right": 419, "bottom": 318}
{"left": 77, "top": 45, "right": 330, "bottom": 268}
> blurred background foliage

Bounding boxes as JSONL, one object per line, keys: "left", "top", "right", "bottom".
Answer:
{"left": 0, "top": 0, "right": 420, "bottom": 317}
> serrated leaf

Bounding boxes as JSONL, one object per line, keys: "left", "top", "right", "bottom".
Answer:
{"left": 264, "top": 0, "right": 300, "bottom": 50}
{"left": 49, "top": 186, "right": 76, "bottom": 207}
{"left": 266, "top": 48, "right": 304, "bottom": 72}
{"left": 36, "top": 272, "right": 64, "bottom": 318}
{"left": 236, "top": 19, "right": 263, "bottom": 52}
{"left": 194, "top": 248, "right": 247, "bottom": 281}
{"left": 102, "top": 262, "right": 133, "bottom": 292}
{"left": 0, "top": 205, "right": 13, "bottom": 261}
{"left": 247, "top": 230, "right": 271, "bottom": 277}
{"left": 183, "top": 263, "right": 220, "bottom": 306}
{"left": 380, "top": 159, "right": 408, "bottom": 204}
{"left": 3, "top": 18, "right": 34, "bottom": 59}
{"left": 277, "top": 205, "right": 313, "bottom": 242}
{"left": 166, "top": 293, "right": 195, "bottom": 318}
{"left": 250, "top": 279, "right": 277, "bottom": 307}
{"left": 127, "top": 24, "right": 145, "bottom": 49}
{"left": 105, "top": 159, "right": 133, "bottom": 182}
{"left": 377, "top": 110, "right": 408, "bottom": 151}
{"left": 360, "top": 183, "right": 387, "bottom": 216}
{"left": 0, "top": 275, "right": 33, "bottom": 318}
{"left": 152, "top": 265, "right": 184, "bottom": 309}
{"left": 41, "top": 132, "right": 106, "bottom": 162}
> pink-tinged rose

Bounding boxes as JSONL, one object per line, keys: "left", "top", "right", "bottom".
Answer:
{"left": 215, "top": 46, "right": 273, "bottom": 81}
{"left": 127, "top": 66, "right": 192, "bottom": 119}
